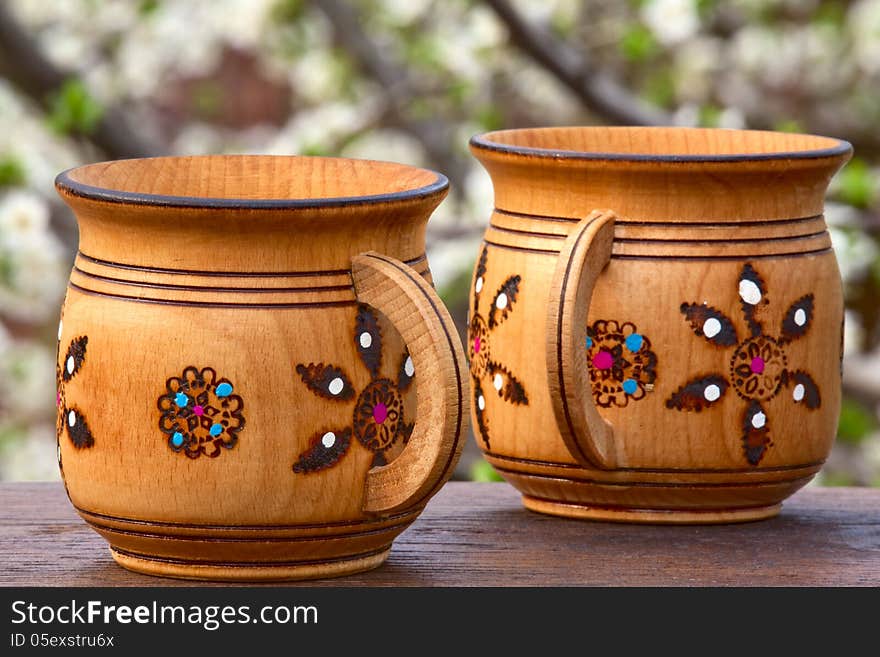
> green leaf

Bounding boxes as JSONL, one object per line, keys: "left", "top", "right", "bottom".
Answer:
{"left": 0, "top": 254, "right": 13, "bottom": 286}
{"left": 0, "top": 155, "right": 26, "bottom": 187}
{"left": 470, "top": 458, "right": 504, "bottom": 482}
{"left": 270, "top": 0, "right": 304, "bottom": 23}
{"left": 0, "top": 423, "right": 27, "bottom": 449}
{"left": 814, "top": 1, "right": 846, "bottom": 27}
{"left": 643, "top": 69, "right": 676, "bottom": 108}
{"left": 404, "top": 37, "right": 442, "bottom": 69}
{"left": 773, "top": 119, "right": 803, "bottom": 133}
{"left": 698, "top": 104, "right": 722, "bottom": 127}
{"left": 447, "top": 79, "right": 472, "bottom": 108}
{"left": 550, "top": 11, "right": 576, "bottom": 38}
{"left": 476, "top": 105, "right": 503, "bottom": 131}
{"left": 620, "top": 24, "right": 658, "bottom": 62}
{"left": 696, "top": 0, "right": 717, "bottom": 18}
{"left": 837, "top": 397, "right": 877, "bottom": 444}
{"left": 820, "top": 471, "right": 856, "bottom": 487}
{"left": 138, "top": 0, "right": 160, "bottom": 16}
{"left": 437, "top": 265, "right": 474, "bottom": 310}
{"left": 191, "top": 81, "right": 222, "bottom": 119}
{"left": 301, "top": 143, "right": 329, "bottom": 157}
{"left": 836, "top": 158, "right": 876, "bottom": 209}
{"left": 46, "top": 79, "right": 104, "bottom": 136}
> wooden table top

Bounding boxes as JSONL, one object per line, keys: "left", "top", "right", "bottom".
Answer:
{"left": 1, "top": 482, "right": 877, "bottom": 586}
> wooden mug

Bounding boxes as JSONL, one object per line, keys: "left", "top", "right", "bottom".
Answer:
{"left": 54, "top": 155, "right": 469, "bottom": 580}
{"left": 468, "top": 127, "right": 851, "bottom": 523}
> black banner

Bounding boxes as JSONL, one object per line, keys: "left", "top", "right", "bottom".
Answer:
{"left": 0, "top": 587, "right": 869, "bottom": 651}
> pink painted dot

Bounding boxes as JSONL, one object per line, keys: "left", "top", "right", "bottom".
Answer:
{"left": 193, "top": 405, "right": 204, "bottom": 416}
{"left": 592, "top": 350, "right": 614, "bottom": 370}
{"left": 373, "top": 402, "right": 388, "bottom": 424}
{"left": 474, "top": 336, "right": 481, "bottom": 354}
{"left": 57, "top": 391, "right": 61, "bottom": 407}
{"left": 750, "top": 357, "right": 765, "bottom": 374}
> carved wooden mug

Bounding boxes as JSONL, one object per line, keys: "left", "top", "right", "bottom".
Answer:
{"left": 55, "top": 155, "right": 469, "bottom": 580}
{"left": 468, "top": 127, "right": 851, "bottom": 523}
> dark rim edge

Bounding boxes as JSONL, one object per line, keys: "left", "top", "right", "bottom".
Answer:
{"left": 469, "top": 129, "right": 853, "bottom": 164}
{"left": 54, "top": 158, "right": 449, "bottom": 210}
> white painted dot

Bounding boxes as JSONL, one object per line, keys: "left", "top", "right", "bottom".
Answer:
{"left": 68, "top": 410, "right": 76, "bottom": 427}
{"left": 328, "top": 377, "right": 344, "bottom": 396}
{"left": 404, "top": 356, "right": 414, "bottom": 377}
{"left": 321, "top": 432, "right": 336, "bottom": 448}
{"left": 739, "top": 279, "right": 762, "bottom": 305}
{"left": 475, "top": 276, "right": 483, "bottom": 293}
{"left": 57, "top": 319, "right": 63, "bottom": 341}
{"left": 493, "top": 373, "right": 503, "bottom": 391}
{"left": 359, "top": 332, "right": 372, "bottom": 349}
{"left": 66, "top": 356, "right": 75, "bottom": 375}
{"left": 478, "top": 395, "right": 485, "bottom": 411}
{"left": 794, "top": 308, "right": 807, "bottom": 326}
{"left": 703, "top": 317, "right": 722, "bottom": 339}
{"left": 57, "top": 443, "right": 61, "bottom": 464}
{"left": 704, "top": 384, "right": 721, "bottom": 402}
{"left": 793, "top": 384, "right": 805, "bottom": 402}
{"left": 751, "top": 411, "right": 766, "bottom": 429}
{"left": 495, "top": 292, "right": 508, "bottom": 310}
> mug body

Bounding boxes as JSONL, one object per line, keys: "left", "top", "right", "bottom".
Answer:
{"left": 469, "top": 127, "right": 851, "bottom": 523}
{"left": 55, "top": 155, "right": 457, "bottom": 579}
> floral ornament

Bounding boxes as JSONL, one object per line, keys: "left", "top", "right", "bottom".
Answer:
{"left": 56, "top": 319, "right": 95, "bottom": 452}
{"left": 585, "top": 320, "right": 658, "bottom": 408}
{"left": 467, "top": 246, "right": 528, "bottom": 450}
{"left": 666, "top": 263, "right": 820, "bottom": 465}
{"left": 292, "top": 304, "right": 415, "bottom": 473}
{"left": 158, "top": 367, "right": 245, "bottom": 459}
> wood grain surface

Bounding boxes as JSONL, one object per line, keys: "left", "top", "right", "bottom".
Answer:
{"left": 53, "top": 155, "right": 466, "bottom": 581}
{"left": 467, "top": 126, "right": 851, "bottom": 523}
{"left": 2, "top": 482, "right": 878, "bottom": 587}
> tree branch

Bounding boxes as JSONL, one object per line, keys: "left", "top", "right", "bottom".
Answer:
{"left": 0, "top": 3, "right": 159, "bottom": 159}
{"left": 484, "top": 0, "right": 671, "bottom": 126}
{"left": 309, "top": 0, "right": 469, "bottom": 193}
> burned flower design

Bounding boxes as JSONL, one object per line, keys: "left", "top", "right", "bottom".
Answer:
{"left": 666, "top": 263, "right": 820, "bottom": 465}
{"left": 158, "top": 367, "right": 245, "bottom": 459}
{"left": 467, "top": 245, "right": 528, "bottom": 450}
{"left": 292, "top": 304, "right": 415, "bottom": 473}
{"left": 585, "top": 320, "right": 658, "bottom": 408}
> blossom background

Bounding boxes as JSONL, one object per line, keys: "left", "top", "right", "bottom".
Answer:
{"left": 0, "top": 0, "right": 878, "bottom": 484}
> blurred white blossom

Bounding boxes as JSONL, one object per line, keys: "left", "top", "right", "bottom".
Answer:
{"left": 641, "top": 0, "right": 700, "bottom": 46}
{"left": 850, "top": 0, "right": 880, "bottom": 74}
{"left": 843, "top": 310, "right": 865, "bottom": 358}
{"left": 0, "top": 424, "right": 59, "bottom": 481}
{"left": 674, "top": 37, "right": 723, "bottom": 102}
{"left": 379, "top": 0, "right": 433, "bottom": 25}
{"left": 0, "top": 193, "right": 66, "bottom": 322}
{"left": 0, "top": 191, "right": 50, "bottom": 250}
{"left": 829, "top": 226, "right": 879, "bottom": 281}
{"left": 341, "top": 129, "right": 426, "bottom": 168}
{"left": 0, "top": 341, "right": 56, "bottom": 422}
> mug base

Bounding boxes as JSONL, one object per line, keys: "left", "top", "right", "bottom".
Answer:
{"left": 522, "top": 495, "right": 781, "bottom": 524}
{"left": 110, "top": 545, "right": 391, "bottom": 582}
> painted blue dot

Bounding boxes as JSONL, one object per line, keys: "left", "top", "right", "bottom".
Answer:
{"left": 215, "top": 382, "right": 233, "bottom": 397}
{"left": 622, "top": 378, "right": 638, "bottom": 395}
{"left": 171, "top": 432, "right": 184, "bottom": 447}
{"left": 625, "top": 334, "right": 644, "bottom": 353}
{"left": 209, "top": 423, "right": 223, "bottom": 437}
{"left": 174, "top": 392, "right": 189, "bottom": 408}
{"left": 585, "top": 336, "right": 593, "bottom": 349}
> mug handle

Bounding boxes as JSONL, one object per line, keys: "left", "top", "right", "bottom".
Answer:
{"left": 351, "top": 251, "right": 470, "bottom": 514}
{"left": 545, "top": 210, "right": 618, "bottom": 470}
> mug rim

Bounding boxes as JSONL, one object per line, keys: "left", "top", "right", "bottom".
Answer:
{"left": 469, "top": 126, "right": 853, "bottom": 164}
{"left": 55, "top": 154, "right": 449, "bottom": 210}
